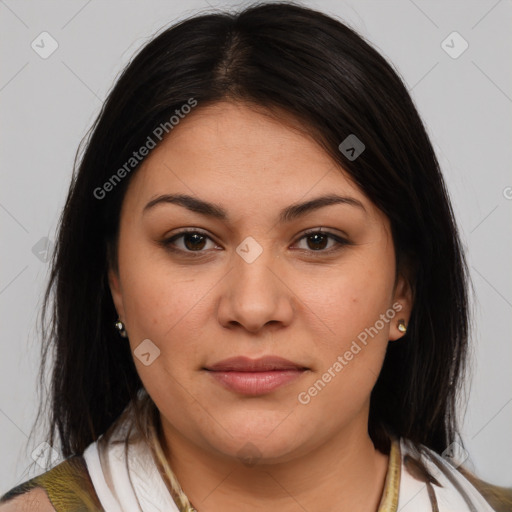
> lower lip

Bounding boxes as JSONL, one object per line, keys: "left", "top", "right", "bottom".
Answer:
{"left": 207, "top": 370, "right": 305, "bottom": 395}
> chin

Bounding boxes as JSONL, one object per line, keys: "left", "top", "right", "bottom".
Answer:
{"left": 211, "top": 434, "right": 302, "bottom": 466}
{"left": 199, "top": 414, "right": 311, "bottom": 465}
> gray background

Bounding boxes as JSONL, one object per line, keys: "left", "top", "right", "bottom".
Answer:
{"left": 1, "top": 0, "right": 511, "bottom": 495}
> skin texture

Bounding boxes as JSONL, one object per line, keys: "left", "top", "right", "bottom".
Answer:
{"left": 109, "top": 100, "right": 413, "bottom": 511}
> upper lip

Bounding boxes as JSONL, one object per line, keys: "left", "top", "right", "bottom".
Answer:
{"left": 204, "top": 356, "right": 307, "bottom": 372}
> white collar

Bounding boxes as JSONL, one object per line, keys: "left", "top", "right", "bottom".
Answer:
{"left": 83, "top": 406, "right": 181, "bottom": 512}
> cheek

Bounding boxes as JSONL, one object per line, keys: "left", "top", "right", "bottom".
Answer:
{"left": 121, "top": 266, "right": 205, "bottom": 413}
{"left": 296, "top": 255, "right": 395, "bottom": 412}
{"left": 296, "top": 276, "right": 392, "bottom": 429}
{"left": 117, "top": 233, "right": 207, "bottom": 339}
{"left": 124, "top": 274, "right": 208, "bottom": 359}
{"left": 302, "top": 263, "right": 394, "bottom": 344}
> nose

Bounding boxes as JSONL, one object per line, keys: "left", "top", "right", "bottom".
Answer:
{"left": 216, "top": 242, "right": 295, "bottom": 334}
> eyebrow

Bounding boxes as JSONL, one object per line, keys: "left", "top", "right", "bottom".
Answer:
{"left": 143, "top": 193, "right": 367, "bottom": 223}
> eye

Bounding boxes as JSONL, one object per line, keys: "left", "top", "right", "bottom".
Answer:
{"left": 161, "top": 229, "right": 218, "bottom": 256}
{"left": 160, "top": 228, "right": 350, "bottom": 257}
{"left": 293, "top": 228, "right": 350, "bottom": 255}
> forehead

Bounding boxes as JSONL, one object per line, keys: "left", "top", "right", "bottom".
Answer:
{"left": 142, "top": 101, "right": 339, "bottom": 176}
{"left": 121, "top": 101, "right": 382, "bottom": 226}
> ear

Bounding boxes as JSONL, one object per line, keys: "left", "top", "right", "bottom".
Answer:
{"left": 389, "top": 271, "right": 414, "bottom": 341}
{"left": 108, "top": 266, "right": 125, "bottom": 321}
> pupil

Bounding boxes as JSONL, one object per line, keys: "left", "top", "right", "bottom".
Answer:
{"left": 308, "top": 233, "right": 327, "bottom": 250}
{"left": 184, "top": 233, "right": 206, "bottom": 251}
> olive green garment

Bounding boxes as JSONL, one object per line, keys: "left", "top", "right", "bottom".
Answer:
{"left": 0, "top": 456, "right": 104, "bottom": 512}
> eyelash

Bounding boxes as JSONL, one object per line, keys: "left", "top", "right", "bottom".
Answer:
{"left": 160, "top": 228, "right": 351, "bottom": 258}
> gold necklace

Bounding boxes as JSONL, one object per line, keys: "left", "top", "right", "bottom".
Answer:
{"left": 377, "top": 436, "right": 401, "bottom": 512}
{"left": 150, "top": 422, "right": 401, "bottom": 512}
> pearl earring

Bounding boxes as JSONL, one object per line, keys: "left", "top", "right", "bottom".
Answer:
{"left": 115, "top": 318, "right": 127, "bottom": 338}
{"left": 397, "top": 319, "right": 407, "bottom": 334}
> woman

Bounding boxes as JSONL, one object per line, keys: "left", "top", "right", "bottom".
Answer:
{"left": 1, "top": 2, "right": 510, "bottom": 511}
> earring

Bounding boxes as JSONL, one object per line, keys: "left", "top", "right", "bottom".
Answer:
{"left": 115, "top": 318, "right": 128, "bottom": 338}
{"left": 397, "top": 319, "right": 407, "bottom": 334}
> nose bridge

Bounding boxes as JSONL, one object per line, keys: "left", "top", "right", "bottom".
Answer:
{"left": 218, "top": 234, "right": 293, "bottom": 331}
{"left": 232, "top": 234, "right": 280, "bottom": 298}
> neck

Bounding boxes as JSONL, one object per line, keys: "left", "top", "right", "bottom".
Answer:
{"left": 158, "top": 411, "right": 390, "bottom": 512}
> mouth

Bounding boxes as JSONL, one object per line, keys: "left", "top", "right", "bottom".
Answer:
{"left": 203, "top": 356, "right": 309, "bottom": 396}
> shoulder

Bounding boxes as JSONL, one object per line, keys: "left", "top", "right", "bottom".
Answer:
{"left": 457, "top": 466, "right": 512, "bottom": 512}
{"left": 0, "top": 456, "right": 104, "bottom": 512}
{"left": 0, "top": 488, "right": 56, "bottom": 511}
{"left": 400, "top": 438, "right": 512, "bottom": 511}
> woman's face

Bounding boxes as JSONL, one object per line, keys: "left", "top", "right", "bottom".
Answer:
{"left": 109, "top": 101, "right": 412, "bottom": 464}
